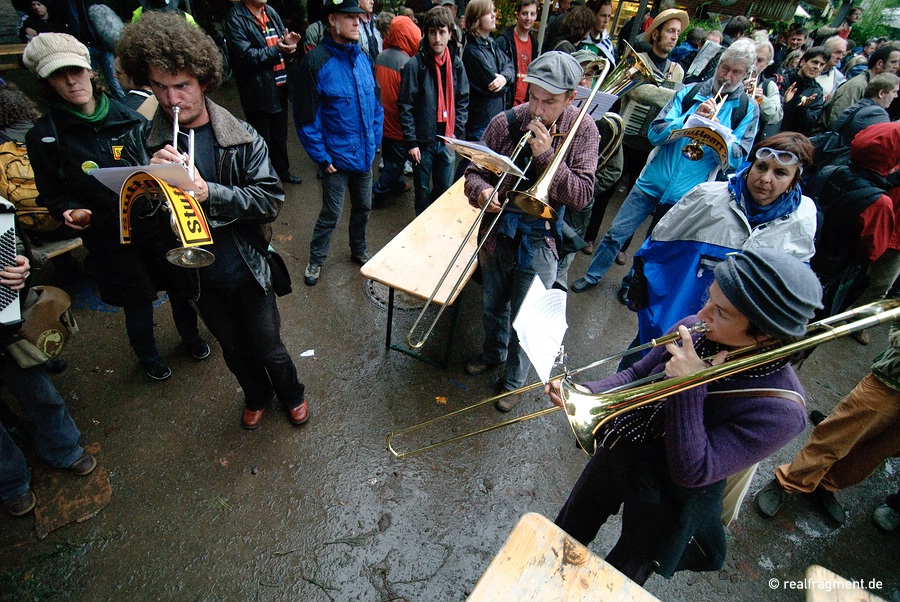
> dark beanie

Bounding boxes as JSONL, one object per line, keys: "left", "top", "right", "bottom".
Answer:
{"left": 714, "top": 249, "right": 823, "bottom": 338}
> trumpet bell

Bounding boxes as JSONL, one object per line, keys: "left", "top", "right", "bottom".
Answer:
{"left": 508, "top": 190, "right": 558, "bottom": 219}
{"left": 166, "top": 246, "right": 216, "bottom": 268}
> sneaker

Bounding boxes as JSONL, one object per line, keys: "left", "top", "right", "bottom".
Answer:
{"left": 754, "top": 478, "right": 790, "bottom": 517}
{"left": 872, "top": 503, "right": 900, "bottom": 532}
{"left": 3, "top": 490, "right": 35, "bottom": 516}
{"left": 186, "top": 338, "right": 211, "bottom": 361}
{"left": 495, "top": 390, "right": 522, "bottom": 413}
{"left": 304, "top": 262, "right": 321, "bottom": 286}
{"left": 811, "top": 487, "right": 846, "bottom": 525}
{"left": 68, "top": 451, "right": 97, "bottom": 476}
{"left": 570, "top": 278, "right": 598, "bottom": 293}
{"left": 143, "top": 358, "right": 172, "bottom": 381}
{"left": 403, "top": 160, "right": 414, "bottom": 176}
{"left": 351, "top": 251, "right": 372, "bottom": 266}
{"left": 465, "top": 355, "right": 502, "bottom": 376}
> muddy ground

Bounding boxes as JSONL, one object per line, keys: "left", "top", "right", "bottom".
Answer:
{"left": 0, "top": 67, "right": 898, "bottom": 601}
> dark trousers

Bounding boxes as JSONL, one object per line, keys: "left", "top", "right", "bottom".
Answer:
{"left": 244, "top": 107, "right": 291, "bottom": 181}
{"left": 123, "top": 294, "right": 199, "bottom": 363}
{"left": 195, "top": 279, "right": 304, "bottom": 411}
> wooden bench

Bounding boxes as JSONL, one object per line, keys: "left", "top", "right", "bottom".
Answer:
{"left": 468, "top": 513, "right": 660, "bottom": 601}
{"left": 360, "top": 178, "right": 482, "bottom": 368}
{"left": 28, "top": 236, "right": 84, "bottom": 265}
{"left": 0, "top": 44, "right": 26, "bottom": 72}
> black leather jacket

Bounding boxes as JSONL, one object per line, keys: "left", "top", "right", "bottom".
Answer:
{"left": 226, "top": 1, "right": 291, "bottom": 114}
{"left": 121, "top": 99, "right": 284, "bottom": 295}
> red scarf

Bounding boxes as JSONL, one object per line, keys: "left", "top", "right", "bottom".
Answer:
{"left": 433, "top": 48, "right": 455, "bottom": 138}
{"left": 249, "top": 4, "right": 287, "bottom": 87}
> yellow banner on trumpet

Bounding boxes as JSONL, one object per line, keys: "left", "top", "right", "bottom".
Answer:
{"left": 119, "top": 170, "right": 213, "bottom": 248}
{"left": 670, "top": 126, "right": 730, "bottom": 171}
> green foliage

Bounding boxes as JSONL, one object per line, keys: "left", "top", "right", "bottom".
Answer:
{"left": 843, "top": 0, "right": 900, "bottom": 42}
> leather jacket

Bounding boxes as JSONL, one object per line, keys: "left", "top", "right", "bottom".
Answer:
{"left": 121, "top": 99, "right": 284, "bottom": 295}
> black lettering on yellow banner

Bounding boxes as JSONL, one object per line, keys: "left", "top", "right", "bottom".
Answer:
{"left": 671, "top": 126, "right": 730, "bottom": 171}
{"left": 119, "top": 170, "right": 213, "bottom": 248}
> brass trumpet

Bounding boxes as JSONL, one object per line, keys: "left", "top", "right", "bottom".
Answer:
{"left": 682, "top": 82, "right": 729, "bottom": 161}
{"left": 386, "top": 299, "right": 900, "bottom": 459}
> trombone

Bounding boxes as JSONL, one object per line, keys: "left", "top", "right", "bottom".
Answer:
{"left": 405, "top": 42, "right": 656, "bottom": 351}
{"left": 386, "top": 299, "right": 900, "bottom": 459}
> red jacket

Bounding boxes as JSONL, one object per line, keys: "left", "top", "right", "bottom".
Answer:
{"left": 374, "top": 17, "right": 420, "bottom": 141}
{"left": 850, "top": 122, "right": 900, "bottom": 259}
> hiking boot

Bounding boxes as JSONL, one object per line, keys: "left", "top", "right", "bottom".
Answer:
{"left": 809, "top": 410, "right": 828, "bottom": 426}
{"left": 351, "top": 251, "right": 372, "bottom": 266}
{"left": 755, "top": 478, "right": 790, "bottom": 517}
{"left": 68, "top": 452, "right": 97, "bottom": 476}
{"left": 304, "top": 262, "right": 321, "bottom": 286}
{"left": 495, "top": 390, "right": 522, "bottom": 413}
{"left": 851, "top": 329, "right": 870, "bottom": 345}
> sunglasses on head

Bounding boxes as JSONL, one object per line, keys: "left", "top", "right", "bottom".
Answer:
{"left": 755, "top": 147, "right": 799, "bottom": 166}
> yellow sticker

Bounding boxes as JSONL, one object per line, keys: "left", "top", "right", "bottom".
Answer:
{"left": 112, "top": 145, "right": 123, "bottom": 160}
{"left": 81, "top": 160, "right": 99, "bottom": 174}
{"left": 436, "top": 396, "right": 447, "bottom": 405}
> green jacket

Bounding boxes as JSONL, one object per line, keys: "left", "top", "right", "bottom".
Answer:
{"left": 871, "top": 323, "right": 900, "bottom": 391}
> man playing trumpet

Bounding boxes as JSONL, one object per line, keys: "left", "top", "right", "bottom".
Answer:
{"left": 572, "top": 39, "right": 759, "bottom": 295}
{"left": 463, "top": 51, "right": 597, "bottom": 412}
{"left": 546, "top": 249, "right": 823, "bottom": 584}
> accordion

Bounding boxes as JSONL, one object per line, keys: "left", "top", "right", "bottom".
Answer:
{"left": 0, "top": 199, "right": 20, "bottom": 326}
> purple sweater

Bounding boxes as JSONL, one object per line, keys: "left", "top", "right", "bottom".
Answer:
{"left": 583, "top": 317, "right": 808, "bottom": 488}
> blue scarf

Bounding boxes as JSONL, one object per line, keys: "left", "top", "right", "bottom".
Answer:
{"left": 728, "top": 162, "right": 802, "bottom": 228}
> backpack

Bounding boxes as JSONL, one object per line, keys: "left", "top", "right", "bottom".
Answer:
{"left": 0, "top": 141, "right": 60, "bottom": 233}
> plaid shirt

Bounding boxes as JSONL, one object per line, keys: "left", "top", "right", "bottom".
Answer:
{"left": 464, "top": 103, "right": 598, "bottom": 256}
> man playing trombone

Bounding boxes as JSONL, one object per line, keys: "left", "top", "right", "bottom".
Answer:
{"left": 545, "top": 249, "right": 823, "bottom": 585}
{"left": 463, "top": 51, "right": 597, "bottom": 412}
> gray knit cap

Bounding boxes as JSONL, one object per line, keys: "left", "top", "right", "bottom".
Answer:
{"left": 714, "top": 249, "right": 823, "bottom": 338}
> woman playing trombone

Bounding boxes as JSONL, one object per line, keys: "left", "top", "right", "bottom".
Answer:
{"left": 545, "top": 249, "right": 822, "bottom": 585}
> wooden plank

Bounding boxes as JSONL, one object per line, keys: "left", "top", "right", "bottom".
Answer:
{"left": 805, "top": 565, "right": 887, "bottom": 602}
{"left": 360, "top": 177, "right": 481, "bottom": 306}
{"left": 0, "top": 44, "right": 26, "bottom": 57}
{"left": 30, "top": 237, "right": 83, "bottom": 263}
{"left": 467, "top": 513, "right": 660, "bottom": 602}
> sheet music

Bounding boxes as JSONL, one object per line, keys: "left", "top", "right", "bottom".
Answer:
{"left": 438, "top": 136, "right": 527, "bottom": 179}
{"left": 91, "top": 163, "right": 196, "bottom": 194}
{"left": 686, "top": 40, "right": 722, "bottom": 78}
{"left": 573, "top": 88, "right": 618, "bottom": 120}
{"left": 683, "top": 113, "right": 736, "bottom": 148}
{"left": 513, "top": 275, "right": 568, "bottom": 384}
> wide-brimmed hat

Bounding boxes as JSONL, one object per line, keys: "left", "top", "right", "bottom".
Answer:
{"left": 523, "top": 51, "right": 582, "bottom": 94}
{"left": 643, "top": 9, "right": 689, "bottom": 44}
{"left": 22, "top": 33, "right": 92, "bottom": 79}
{"left": 322, "top": 0, "right": 366, "bottom": 15}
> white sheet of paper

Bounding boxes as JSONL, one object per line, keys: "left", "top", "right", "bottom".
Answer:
{"left": 513, "top": 275, "right": 568, "bottom": 384}
{"left": 91, "top": 163, "right": 196, "bottom": 194}
{"left": 686, "top": 40, "right": 722, "bottom": 77}
{"left": 438, "top": 136, "right": 527, "bottom": 179}
{"left": 573, "top": 89, "right": 617, "bottom": 121}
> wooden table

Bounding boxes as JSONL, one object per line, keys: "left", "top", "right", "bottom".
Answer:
{"left": 805, "top": 565, "right": 887, "bottom": 602}
{"left": 360, "top": 178, "right": 481, "bottom": 367}
{"left": 467, "top": 513, "right": 660, "bottom": 601}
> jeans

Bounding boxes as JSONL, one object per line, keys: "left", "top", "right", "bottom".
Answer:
{"left": 309, "top": 169, "right": 372, "bottom": 265}
{"left": 413, "top": 140, "right": 455, "bottom": 215}
{"left": 196, "top": 279, "right": 304, "bottom": 411}
{"left": 245, "top": 107, "right": 291, "bottom": 181}
{"left": 0, "top": 363, "right": 83, "bottom": 500}
{"left": 582, "top": 186, "right": 658, "bottom": 285}
{"left": 89, "top": 46, "right": 124, "bottom": 100}
{"left": 373, "top": 138, "right": 407, "bottom": 200}
{"left": 123, "top": 294, "right": 200, "bottom": 363}
{"left": 480, "top": 235, "right": 557, "bottom": 390}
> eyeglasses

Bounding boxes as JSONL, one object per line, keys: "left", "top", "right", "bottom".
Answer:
{"left": 755, "top": 147, "right": 799, "bottom": 166}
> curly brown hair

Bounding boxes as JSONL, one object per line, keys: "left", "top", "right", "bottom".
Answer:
{"left": 0, "top": 83, "right": 42, "bottom": 128}
{"left": 116, "top": 11, "right": 222, "bottom": 91}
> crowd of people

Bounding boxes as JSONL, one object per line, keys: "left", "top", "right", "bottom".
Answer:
{"left": 1, "top": 0, "right": 899, "bottom": 589}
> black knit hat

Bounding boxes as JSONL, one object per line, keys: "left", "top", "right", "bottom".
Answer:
{"left": 714, "top": 249, "right": 823, "bottom": 338}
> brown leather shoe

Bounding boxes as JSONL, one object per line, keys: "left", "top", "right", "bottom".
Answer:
{"left": 288, "top": 400, "right": 309, "bottom": 426}
{"left": 242, "top": 409, "right": 265, "bottom": 430}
